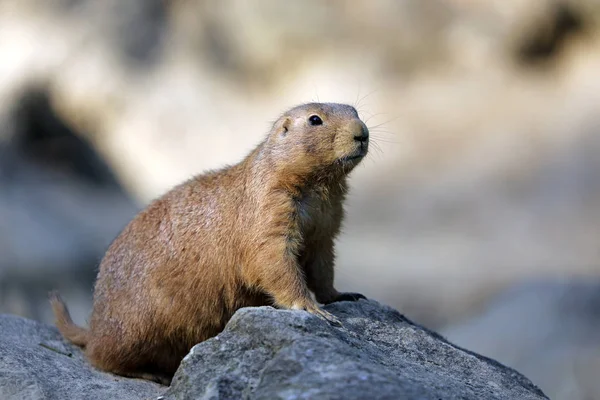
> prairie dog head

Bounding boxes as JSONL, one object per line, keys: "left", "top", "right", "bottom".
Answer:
{"left": 266, "top": 103, "right": 369, "bottom": 178}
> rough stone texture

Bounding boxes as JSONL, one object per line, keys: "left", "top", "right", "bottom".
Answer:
{"left": 0, "top": 313, "right": 164, "bottom": 400}
{"left": 165, "top": 300, "right": 547, "bottom": 400}
{"left": 0, "top": 300, "right": 547, "bottom": 400}
{"left": 444, "top": 280, "right": 600, "bottom": 400}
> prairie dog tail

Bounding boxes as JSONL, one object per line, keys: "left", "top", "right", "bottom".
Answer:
{"left": 49, "top": 291, "right": 90, "bottom": 347}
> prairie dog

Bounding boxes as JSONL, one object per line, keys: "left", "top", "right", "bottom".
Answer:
{"left": 50, "top": 103, "right": 369, "bottom": 385}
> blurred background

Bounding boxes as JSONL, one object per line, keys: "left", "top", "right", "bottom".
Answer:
{"left": 1, "top": 0, "right": 599, "bottom": 398}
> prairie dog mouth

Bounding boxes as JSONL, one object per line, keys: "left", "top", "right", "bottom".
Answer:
{"left": 339, "top": 147, "right": 367, "bottom": 164}
{"left": 345, "top": 153, "right": 365, "bottom": 161}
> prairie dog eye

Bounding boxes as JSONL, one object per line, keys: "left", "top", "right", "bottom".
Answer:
{"left": 308, "top": 115, "right": 323, "bottom": 126}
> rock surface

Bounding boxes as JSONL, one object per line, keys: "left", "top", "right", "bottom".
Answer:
{"left": 0, "top": 300, "right": 547, "bottom": 400}
{"left": 165, "top": 300, "right": 546, "bottom": 400}
{"left": 0, "top": 313, "right": 164, "bottom": 400}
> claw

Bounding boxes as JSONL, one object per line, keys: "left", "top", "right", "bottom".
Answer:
{"left": 334, "top": 292, "right": 366, "bottom": 302}
{"left": 319, "top": 310, "right": 342, "bottom": 327}
{"left": 306, "top": 303, "right": 342, "bottom": 327}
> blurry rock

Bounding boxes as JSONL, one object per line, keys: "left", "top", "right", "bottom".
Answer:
{"left": 443, "top": 280, "right": 600, "bottom": 400}
{"left": 0, "top": 89, "right": 138, "bottom": 323}
{"left": 516, "top": 2, "right": 584, "bottom": 65}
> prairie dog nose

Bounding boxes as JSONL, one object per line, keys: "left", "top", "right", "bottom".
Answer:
{"left": 350, "top": 120, "right": 369, "bottom": 143}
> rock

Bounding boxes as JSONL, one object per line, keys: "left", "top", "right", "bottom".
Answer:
{"left": 443, "top": 280, "right": 600, "bottom": 400}
{"left": 0, "top": 300, "right": 546, "bottom": 400}
{"left": 0, "top": 313, "right": 164, "bottom": 400}
{"left": 165, "top": 300, "right": 546, "bottom": 400}
{"left": 0, "top": 89, "right": 138, "bottom": 323}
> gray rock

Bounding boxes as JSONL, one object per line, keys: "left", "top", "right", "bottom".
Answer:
{"left": 165, "top": 300, "right": 547, "bottom": 400}
{"left": 443, "top": 280, "right": 600, "bottom": 400}
{"left": 0, "top": 313, "right": 165, "bottom": 400}
{"left": 0, "top": 89, "right": 138, "bottom": 323}
{"left": 0, "top": 300, "right": 547, "bottom": 400}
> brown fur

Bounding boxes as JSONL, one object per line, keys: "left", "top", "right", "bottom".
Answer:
{"left": 49, "top": 103, "right": 369, "bottom": 385}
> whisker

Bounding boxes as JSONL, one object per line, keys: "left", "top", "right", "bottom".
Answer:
{"left": 373, "top": 146, "right": 385, "bottom": 158}
{"left": 355, "top": 89, "right": 379, "bottom": 111}
{"left": 370, "top": 131, "right": 401, "bottom": 142}
{"left": 364, "top": 112, "right": 391, "bottom": 126}
{"left": 369, "top": 129, "right": 398, "bottom": 137}
{"left": 367, "top": 140, "right": 385, "bottom": 159}
{"left": 354, "top": 82, "right": 362, "bottom": 109}
{"left": 368, "top": 122, "right": 390, "bottom": 131}
{"left": 370, "top": 138, "right": 401, "bottom": 145}
{"left": 369, "top": 132, "right": 399, "bottom": 141}
{"left": 312, "top": 83, "right": 320, "bottom": 103}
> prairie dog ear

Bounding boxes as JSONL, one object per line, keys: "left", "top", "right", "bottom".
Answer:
{"left": 275, "top": 116, "right": 291, "bottom": 137}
